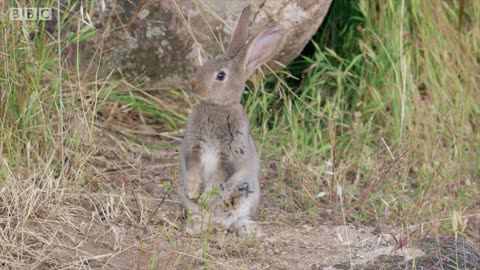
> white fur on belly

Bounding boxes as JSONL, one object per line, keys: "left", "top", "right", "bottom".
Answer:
{"left": 201, "top": 144, "right": 218, "bottom": 181}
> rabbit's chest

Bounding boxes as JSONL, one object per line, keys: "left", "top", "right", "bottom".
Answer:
{"left": 200, "top": 141, "right": 219, "bottom": 173}
{"left": 198, "top": 114, "right": 242, "bottom": 149}
{"left": 190, "top": 105, "right": 248, "bottom": 167}
{"left": 197, "top": 123, "right": 236, "bottom": 180}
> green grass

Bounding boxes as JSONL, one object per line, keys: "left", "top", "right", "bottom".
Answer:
{"left": 0, "top": 0, "right": 479, "bottom": 268}
{"left": 248, "top": 0, "right": 480, "bottom": 229}
{"left": 92, "top": 0, "right": 479, "bottom": 232}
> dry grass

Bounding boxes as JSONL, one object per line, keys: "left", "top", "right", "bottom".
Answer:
{"left": 0, "top": 0, "right": 479, "bottom": 269}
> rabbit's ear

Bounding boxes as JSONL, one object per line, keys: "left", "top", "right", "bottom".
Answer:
{"left": 236, "top": 24, "right": 285, "bottom": 78}
{"left": 226, "top": 6, "right": 251, "bottom": 58}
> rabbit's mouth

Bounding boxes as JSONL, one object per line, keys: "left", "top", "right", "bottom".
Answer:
{"left": 189, "top": 80, "right": 208, "bottom": 99}
{"left": 190, "top": 89, "right": 206, "bottom": 101}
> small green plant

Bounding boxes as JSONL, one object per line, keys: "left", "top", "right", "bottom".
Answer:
{"left": 451, "top": 210, "right": 468, "bottom": 240}
{"left": 198, "top": 186, "right": 221, "bottom": 270}
{"left": 147, "top": 246, "right": 161, "bottom": 270}
{"left": 146, "top": 181, "right": 174, "bottom": 226}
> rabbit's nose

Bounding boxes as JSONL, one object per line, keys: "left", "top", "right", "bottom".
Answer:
{"left": 189, "top": 78, "right": 206, "bottom": 98}
{"left": 190, "top": 79, "right": 199, "bottom": 91}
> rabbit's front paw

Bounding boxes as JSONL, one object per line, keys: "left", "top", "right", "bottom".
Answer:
{"left": 236, "top": 182, "right": 254, "bottom": 197}
{"left": 184, "top": 171, "right": 201, "bottom": 199}
{"left": 221, "top": 182, "right": 253, "bottom": 203}
{"left": 185, "top": 215, "right": 202, "bottom": 235}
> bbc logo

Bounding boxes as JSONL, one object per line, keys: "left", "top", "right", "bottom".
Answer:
{"left": 10, "top": 8, "right": 52, "bottom": 20}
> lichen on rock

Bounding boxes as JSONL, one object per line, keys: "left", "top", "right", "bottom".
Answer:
{"left": 72, "top": 0, "right": 333, "bottom": 87}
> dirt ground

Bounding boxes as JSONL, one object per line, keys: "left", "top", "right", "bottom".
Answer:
{"left": 32, "top": 120, "right": 476, "bottom": 270}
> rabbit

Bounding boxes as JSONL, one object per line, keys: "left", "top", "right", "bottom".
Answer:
{"left": 177, "top": 5, "right": 285, "bottom": 237}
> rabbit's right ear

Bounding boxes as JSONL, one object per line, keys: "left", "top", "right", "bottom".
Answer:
{"left": 226, "top": 6, "right": 251, "bottom": 58}
{"left": 235, "top": 24, "right": 285, "bottom": 78}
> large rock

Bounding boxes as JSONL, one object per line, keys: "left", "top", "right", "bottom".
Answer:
{"left": 75, "top": 0, "right": 332, "bottom": 86}
{"left": 330, "top": 237, "right": 480, "bottom": 270}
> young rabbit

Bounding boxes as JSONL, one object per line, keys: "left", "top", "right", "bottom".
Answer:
{"left": 177, "top": 6, "right": 285, "bottom": 237}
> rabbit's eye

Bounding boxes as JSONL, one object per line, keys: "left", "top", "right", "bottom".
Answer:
{"left": 216, "top": 71, "right": 226, "bottom": 81}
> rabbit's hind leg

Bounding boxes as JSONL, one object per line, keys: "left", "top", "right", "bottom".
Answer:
{"left": 228, "top": 182, "right": 263, "bottom": 237}
{"left": 233, "top": 217, "right": 263, "bottom": 237}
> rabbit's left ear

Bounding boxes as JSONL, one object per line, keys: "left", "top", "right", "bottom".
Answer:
{"left": 236, "top": 24, "right": 285, "bottom": 78}
{"left": 226, "top": 6, "right": 251, "bottom": 58}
